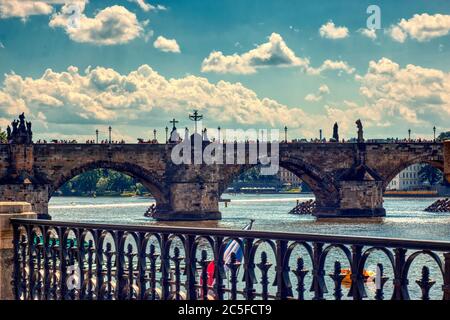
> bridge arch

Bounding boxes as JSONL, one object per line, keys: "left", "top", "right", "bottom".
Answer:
{"left": 218, "top": 156, "right": 340, "bottom": 212}
{"left": 382, "top": 156, "right": 444, "bottom": 191}
{"left": 47, "top": 160, "right": 168, "bottom": 206}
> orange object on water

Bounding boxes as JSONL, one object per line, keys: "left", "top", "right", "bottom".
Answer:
{"left": 341, "top": 269, "right": 375, "bottom": 285}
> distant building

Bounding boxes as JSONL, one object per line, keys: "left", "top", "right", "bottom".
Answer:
{"left": 277, "top": 167, "right": 302, "bottom": 186}
{"left": 386, "top": 164, "right": 425, "bottom": 190}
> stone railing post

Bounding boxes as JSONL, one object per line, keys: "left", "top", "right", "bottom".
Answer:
{"left": 0, "top": 202, "right": 36, "bottom": 300}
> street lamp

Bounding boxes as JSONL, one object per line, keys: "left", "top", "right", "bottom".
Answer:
{"left": 319, "top": 129, "right": 322, "bottom": 141}
{"left": 165, "top": 126, "right": 168, "bottom": 143}
{"left": 217, "top": 126, "right": 221, "bottom": 143}
{"left": 153, "top": 129, "right": 157, "bottom": 142}
{"left": 95, "top": 129, "right": 98, "bottom": 144}
{"left": 408, "top": 129, "right": 411, "bottom": 141}
{"left": 284, "top": 126, "right": 288, "bottom": 143}
{"left": 108, "top": 126, "right": 112, "bottom": 143}
{"left": 433, "top": 126, "right": 436, "bottom": 142}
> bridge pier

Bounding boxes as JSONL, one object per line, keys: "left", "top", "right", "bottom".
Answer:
{"left": 313, "top": 165, "right": 386, "bottom": 218}
{"left": 152, "top": 182, "right": 221, "bottom": 221}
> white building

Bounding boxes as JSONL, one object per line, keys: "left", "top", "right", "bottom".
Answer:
{"left": 277, "top": 167, "right": 302, "bottom": 186}
{"left": 386, "top": 164, "right": 424, "bottom": 191}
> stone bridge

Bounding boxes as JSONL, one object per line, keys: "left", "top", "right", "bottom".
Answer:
{"left": 0, "top": 137, "right": 448, "bottom": 221}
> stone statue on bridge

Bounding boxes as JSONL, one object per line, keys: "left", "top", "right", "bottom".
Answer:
{"left": 356, "top": 119, "right": 364, "bottom": 143}
{"left": 8, "top": 113, "right": 33, "bottom": 144}
{"left": 332, "top": 122, "right": 339, "bottom": 142}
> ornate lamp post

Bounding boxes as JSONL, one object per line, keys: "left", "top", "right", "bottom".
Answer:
{"left": 433, "top": 126, "right": 436, "bottom": 142}
{"left": 217, "top": 126, "right": 221, "bottom": 143}
{"left": 408, "top": 129, "right": 411, "bottom": 141}
{"left": 319, "top": 129, "right": 322, "bottom": 141}
{"left": 108, "top": 126, "right": 112, "bottom": 143}
{"left": 95, "top": 129, "right": 98, "bottom": 144}
{"left": 165, "top": 126, "right": 168, "bottom": 143}
{"left": 153, "top": 129, "right": 157, "bottom": 142}
{"left": 284, "top": 126, "right": 288, "bottom": 143}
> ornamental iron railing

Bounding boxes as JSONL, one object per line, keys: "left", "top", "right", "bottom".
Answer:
{"left": 10, "top": 218, "right": 450, "bottom": 300}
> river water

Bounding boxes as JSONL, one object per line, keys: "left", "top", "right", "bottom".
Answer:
{"left": 49, "top": 194, "right": 450, "bottom": 300}
{"left": 50, "top": 194, "right": 450, "bottom": 241}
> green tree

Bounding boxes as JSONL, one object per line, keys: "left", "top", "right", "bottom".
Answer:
{"left": 437, "top": 131, "right": 450, "bottom": 141}
{"left": 418, "top": 165, "right": 443, "bottom": 186}
{"left": 71, "top": 170, "right": 102, "bottom": 194}
{"left": 0, "top": 127, "right": 7, "bottom": 143}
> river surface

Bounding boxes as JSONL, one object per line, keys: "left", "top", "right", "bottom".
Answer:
{"left": 48, "top": 194, "right": 450, "bottom": 300}
{"left": 49, "top": 194, "right": 450, "bottom": 241}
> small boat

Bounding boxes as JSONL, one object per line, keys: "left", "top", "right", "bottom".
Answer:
{"left": 341, "top": 269, "right": 375, "bottom": 285}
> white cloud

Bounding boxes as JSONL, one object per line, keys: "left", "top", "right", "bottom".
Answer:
{"left": 49, "top": 4, "right": 144, "bottom": 45}
{"left": 201, "top": 33, "right": 309, "bottom": 74}
{"left": 128, "top": 0, "right": 166, "bottom": 12}
{"left": 387, "top": 25, "right": 407, "bottom": 43}
{"left": 305, "top": 84, "right": 330, "bottom": 102}
{"left": 0, "top": 65, "right": 315, "bottom": 130}
{"left": 0, "top": 0, "right": 53, "bottom": 20}
{"left": 153, "top": 36, "right": 180, "bottom": 53}
{"left": 319, "top": 21, "right": 349, "bottom": 39}
{"left": 322, "top": 57, "right": 450, "bottom": 135}
{"left": 3, "top": 59, "right": 445, "bottom": 140}
{"left": 0, "top": 41, "right": 4, "bottom": 49}
{"left": 306, "top": 60, "right": 355, "bottom": 75}
{"left": 388, "top": 13, "right": 450, "bottom": 42}
{"left": 359, "top": 28, "right": 377, "bottom": 40}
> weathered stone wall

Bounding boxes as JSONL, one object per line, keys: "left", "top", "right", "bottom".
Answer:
{"left": 0, "top": 184, "right": 49, "bottom": 216}
{"left": 337, "top": 180, "right": 385, "bottom": 217}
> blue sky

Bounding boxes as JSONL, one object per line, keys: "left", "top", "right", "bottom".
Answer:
{"left": 0, "top": 0, "right": 449, "bottom": 142}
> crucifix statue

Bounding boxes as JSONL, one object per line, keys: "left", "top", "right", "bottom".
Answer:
{"left": 170, "top": 118, "right": 179, "bottom": 130}
{"left": 188, "top": 110, "right": 203, "bottom": 134}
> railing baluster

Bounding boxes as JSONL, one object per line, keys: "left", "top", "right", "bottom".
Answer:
{"left": 275, "top": 240, "right": 289, "bottom": 300}
{"left": 85, "top": 240, "right": 95, "bottom": 300}
{"left": 256, "top": 251, "right": 272, "bottom": 300}
{"left": 214, "top": 236, "right": 225, "bottom": 300}
{"left": 171, "top": 247, "right": 183, "bottom": 300}
{"left": 20, "top": 234, "right": 28, "bottom": 300}
{"left": 104, "top": 243, "right": 114, "bottom": 300}
{"left": 184, "top": 235, "right": 197, "bottom": 300}
{"left": 27, "top": 230, "right": 36, "bottom": 300}
{"left": 329, "top": 261, "right": 344, "bottom": 300}
{"left": 416, "top": 266, "right": 435, "bottom": 300}
{"left": 160, "top": 234, "right": 170, "bottom": 300}
{"left": 43, "top": 236, "right": 51, "bottom": 301}
{"left": 311, "top": 242, "right": 326, "bottom": 300}
{"left": 116, "top": 232, "right": 125, "bottom": 300}
{"left": 227, "top": 252, "right": 240, "bottom": 300}
{"left": 199, "top": 250, "right": 210, "bottom": 300}
{"left": 148, "top": 244, "right": 158, "bottom": 300}
{"left": 50, "top": 240, "right": 59, "bottom": 300}
{"left": 137, "top": 234, "right": 146, "bottom": 300}
{"left": 393, "top": 248, "right": 408, "bottom": 300}
{"left": 349, "top": 245, "right": 365, "bottom": 300}
{"left": 243, "top": 238, "right": 255, "bottom": 300}
{"left": 292, "top": 257, "right": 308, "bottom": 300}
{"left": 95, "top": 231, "right": 104, "bottom": 300}
{"left": 125, "top": 243, "right": 135, "bottom": 300}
